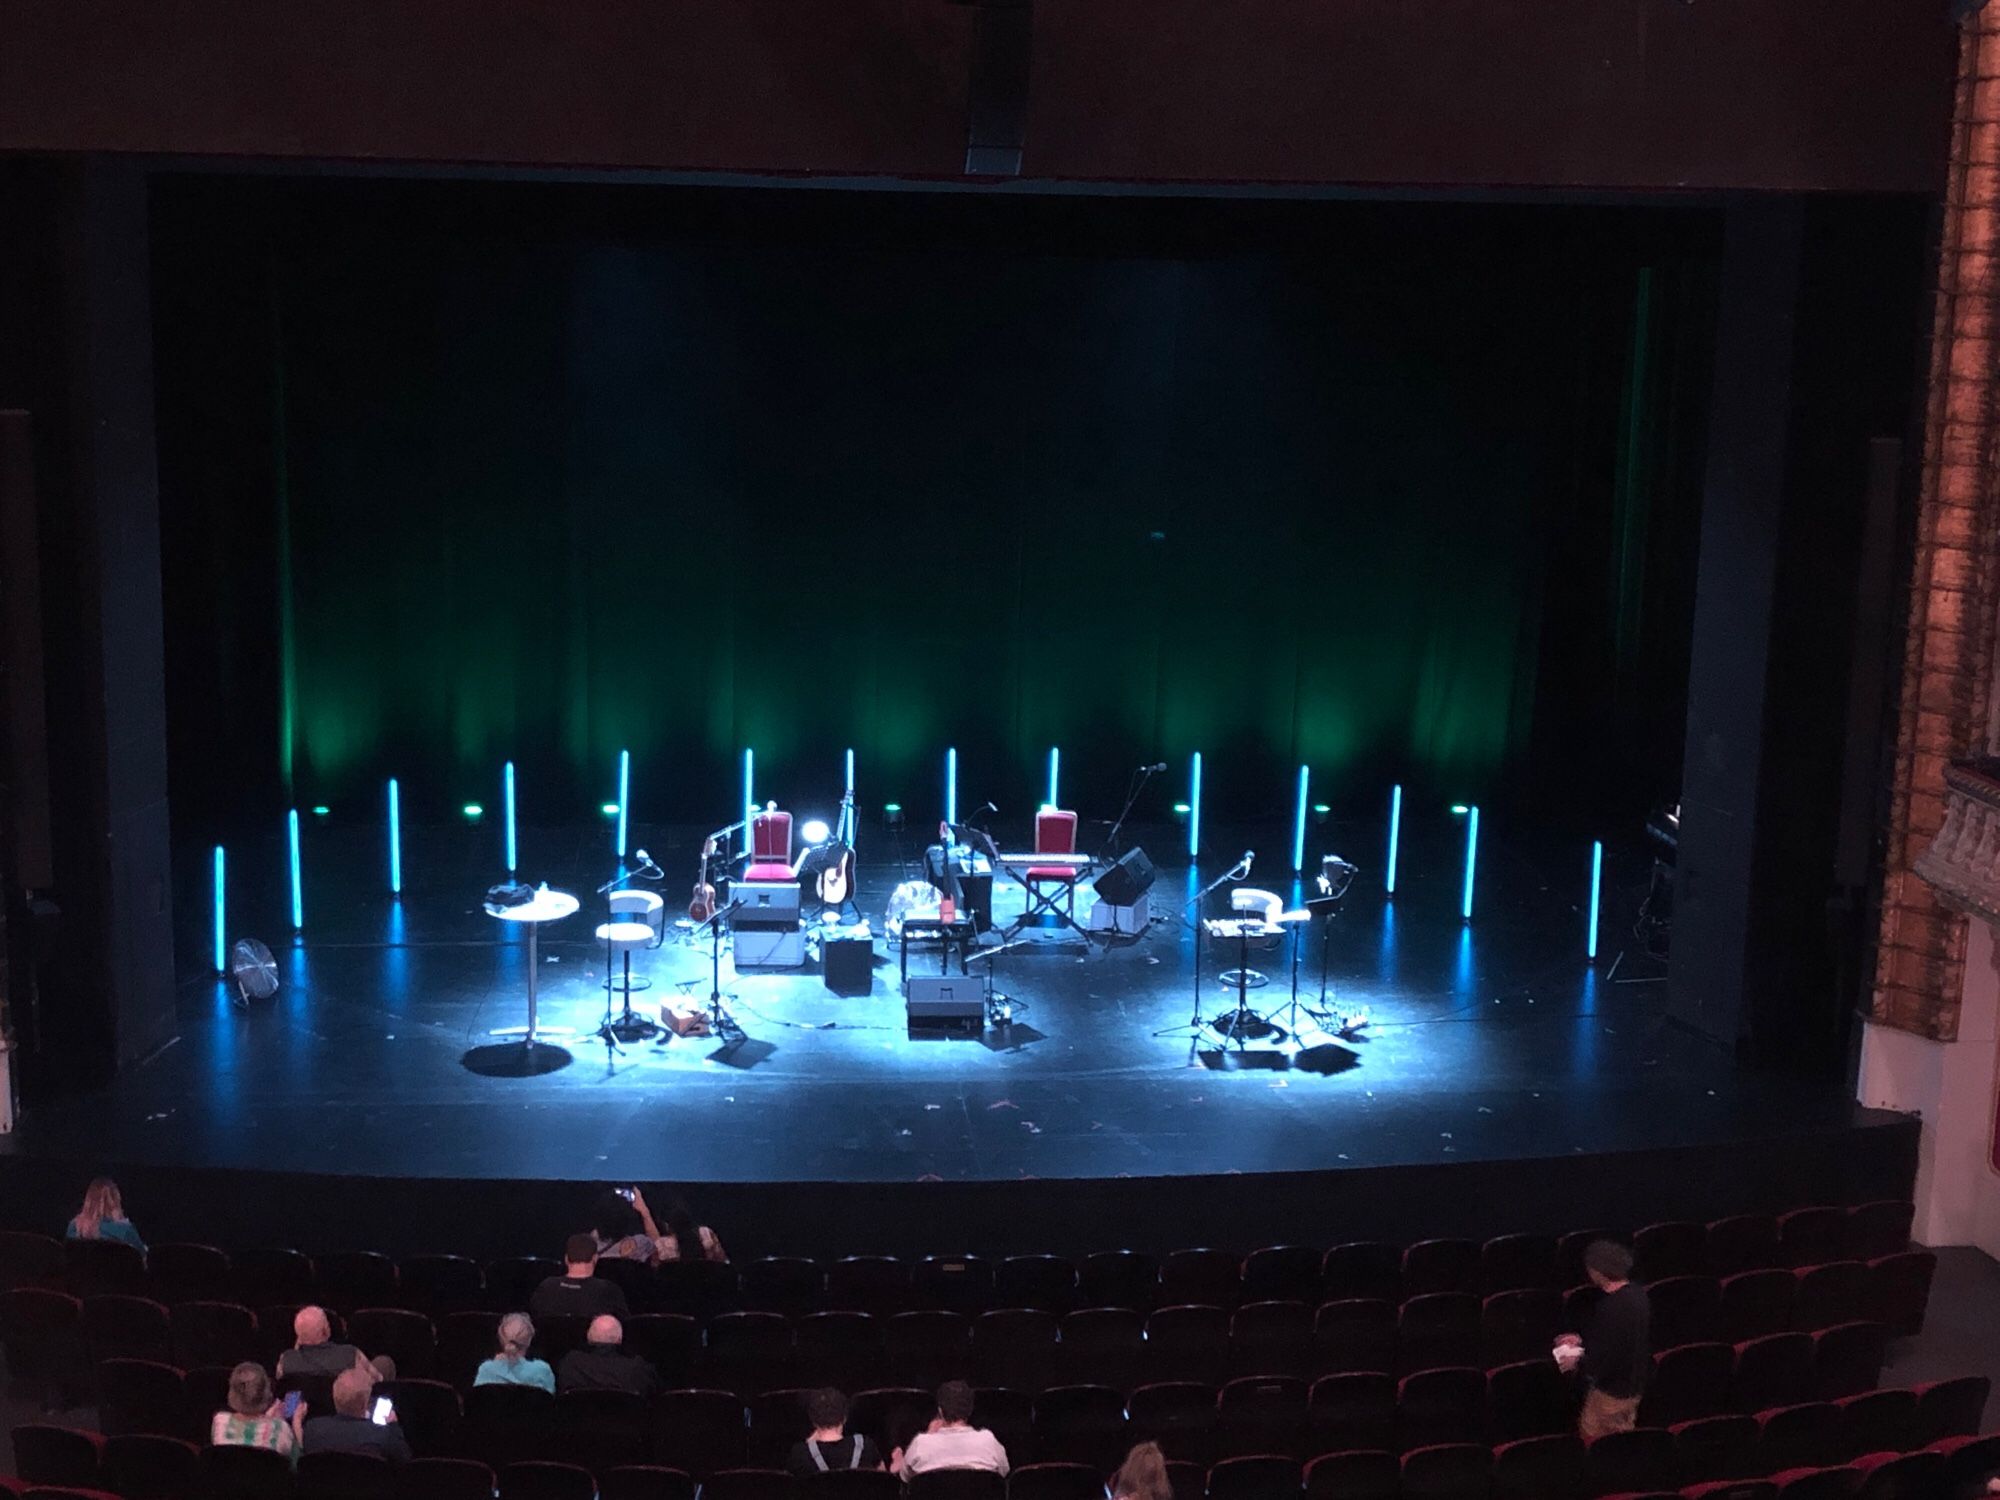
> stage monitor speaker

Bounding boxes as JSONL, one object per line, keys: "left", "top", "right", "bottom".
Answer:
{"left": 1094, "top": 847, "right": 1157, "bottom": 907}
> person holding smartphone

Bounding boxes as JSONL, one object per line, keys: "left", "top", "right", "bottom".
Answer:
{"left": 210, "top": 1362, "right": 304, "bottom": 1469}
{"left": 302, "top": 1368, "right": 413, "bottom": 1464}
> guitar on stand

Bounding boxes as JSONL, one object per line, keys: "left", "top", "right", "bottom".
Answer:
{"left": 814, "top": 789, "right": 858, "bottom": 920}
{"left": 689, "top": 818, "right": 747, "bottom": 926}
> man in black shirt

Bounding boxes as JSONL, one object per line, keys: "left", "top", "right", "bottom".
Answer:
{"left": 789, "top": 1388, "right": 884, "bottom": 1478}
{"left": 1565, "top": 1239, "right": 1651, "bottom": 1440}
{"left": 303, "top": 1369, "right": 413, "bottom": 1463}
{"left": 529, "top": 1234, "right": 631, "bottom": 1322}
{"left": 557, "top": 1315, "right": 661, "bottom": 1398}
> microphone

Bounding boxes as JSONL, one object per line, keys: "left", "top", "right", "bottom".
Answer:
{"left": 1240, "top": 850, "right": 1255, "bottom": 872}
{"left": 1141, "top": 761, "right": 1168, "bottom": 773}
{"left": 981, "top": 801, "right": 998, "bottom": 814}
{"left": 634, "top": 848, "right": 651, "bottom": 864}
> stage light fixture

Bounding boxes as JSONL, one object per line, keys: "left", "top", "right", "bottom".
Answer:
{"left": 312, "top": 804, "right": 331, "bottom": 819}
{"left": 1189, "top": 751, "right": 1203, "bottom": 859}
{"left": 616, "top": 749, "right": 630, "bottom": 857}
{"left": 1313, "top": 802, "right": 1331, "bottom": 826}
{"left": 600, "top": 802, "right": 620, "bottom": 817}
{"left": 1454, "top": 803, "right": 1480, "bottom": 922}
{"left": 387, "top": 778, "right": 402, "bottom": 897}
{"left": 1047, "top": 746, "right": 1060, "bottom": 808}
{"left": 1173, "top": 802, "right": 1191, "bottom": 815}
{"left": 1587, "top": 839, "right": 1603, "bottom": 961}
{"left": 1292, "top": 765, "right": 1310, "bottom": 873}
{"left": 287, "top": 809, "right": 303, "bottom": 931}
{"left": 845, "top": 747, "right": 857, "bottom": 850}
{"left": 462, "top": 802, "right": 484, "bottom": 822}
{"left": 743, "top": 748, "right": 755, "bottom": 858}
{"left": 800, "top": 818, "right": 831, "bottom": 845}
{"left": 884, "top": 802, "right": 905, "bottom": 831}
{"left": 1386, "top": 784, "right": 1403, "bottom": 896}
{"left": 503, "top": 761, "right": 517, "bottom": 874}
{"left": 946, "top": 747, "right": 958, "bottom": 827}
{"left": 213, "top": 845, "right": 227, "bottom": 973}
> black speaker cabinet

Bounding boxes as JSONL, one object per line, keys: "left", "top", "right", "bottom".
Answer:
{"left": 1094, "top": 846, "right": 1157, "bottom": 906}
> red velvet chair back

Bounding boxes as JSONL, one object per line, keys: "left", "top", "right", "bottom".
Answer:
{"left": 753, "top": 809, "right": 792, "bottom": 861}
{"left": 1035, "top": 810, "right": 1077, "bottom": 856}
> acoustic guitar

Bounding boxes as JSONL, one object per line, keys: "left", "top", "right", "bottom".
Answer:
{"left": 816, "top": 790, "right": 856, "bottom": 906}
{"left": 689, "top": 837, "right": 719, "bottom": 923}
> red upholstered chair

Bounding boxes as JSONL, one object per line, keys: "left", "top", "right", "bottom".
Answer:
{"left": 746, "top": 805, "right": 797, "bottom": 883}
{"left": 1023, "top": 809, "right": 1083, "bottom": 928}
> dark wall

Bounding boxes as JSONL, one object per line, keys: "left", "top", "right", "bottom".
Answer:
{"left": 0, "top": 0, "right": 1954, "bottom": 192}
{"left": 150, "top": 178, "right": 1717, "bottom": 843}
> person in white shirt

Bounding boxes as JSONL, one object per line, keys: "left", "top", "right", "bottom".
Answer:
{"left": 897, "top": 1381, "right": 1009, "bottom": 1477}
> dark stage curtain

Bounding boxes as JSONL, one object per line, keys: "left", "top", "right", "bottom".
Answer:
{"left": 151, "top": 181, "right": 1715, "bottom": 836}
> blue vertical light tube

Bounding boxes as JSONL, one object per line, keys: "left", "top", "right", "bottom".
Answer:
{"left": 287, "top": 808, "right": 303, "bottom": 931}
{"left": 743, "top": 748, "right": 755, "bottom": 858}
{"left": 1292, "top": 765, "right": 1310, "bottom": 873}
{"left": 503, "top": 761, "right": 517, "bottom": 874}
{"left": 387, "top": 778, "right": 402, "bottom": 896}
{"left": 1386, "top": 784, "right": 1403, "bottom": 896}
{"left": 1461, "top": 804, "right": 1480, "bottom": 922}
{"left": 616, "top": 749, "right": 630, "bottom": 858}
{"left": 1047, "top": 746, "right": 1060, "bottom": 809}
{"left": 1587, "top": 839, "right": 1603, "bottom": 961}
{"left": 946, "top": 747, "right": 958, "bottom": 828}
{"left": 845, "top": 747, "right": 856, "bottom": 848}
{"left": 212, "top": 845, "right": 227, "bottom": 973}
{"left": 1188, "top": 751, "right": 1203, "bottom": 859}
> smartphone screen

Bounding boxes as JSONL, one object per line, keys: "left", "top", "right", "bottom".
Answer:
{"left": 370, "top": 1397, "right": 393, "bottom": 1426}
{"left": 281, "top": 1391, "right": 301, "bottom": 1421}
{"left": 616, "top": 1186, "right": 636, "bottom": 1202}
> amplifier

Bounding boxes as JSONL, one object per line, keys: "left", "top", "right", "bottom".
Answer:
{"left": 734, "top": 881, "right": 801, "bottom": 921}
{"left": 906, "top": 975, "right": 984, "bottom": 1029}
{"left": 734, "top": 924, "right": 804, "bottom": 968}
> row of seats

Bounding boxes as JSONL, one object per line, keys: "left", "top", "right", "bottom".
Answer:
{"left": 0, "top": 1201, "right": 1919, "bottom": 1316}
{"left": 10, "top": 1399, "right": 1997, "bottom": 1500}
{"left": 0, "top": 1253, "right": 1937, "bottom": 1401}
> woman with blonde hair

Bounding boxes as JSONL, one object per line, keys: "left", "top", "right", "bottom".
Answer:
{"left": 474, "top": 1311, "right": 554, "bottom": 1392}
{"left": 1111, "top": 1440, "right": 1172, "bottom": 1500}
{"left": 210, "top": 1361, "right": 303, "bottom": 1467}
{"left": 67, "top": 1177, "right": 145, "bottom": 1253}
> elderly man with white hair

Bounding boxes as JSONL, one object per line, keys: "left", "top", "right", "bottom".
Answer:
{"left": 555, "top": 1313, "right": 659, "bottom": 1398}
{"left": 276, "top": 1306, "right": 373, "bottom": 1383}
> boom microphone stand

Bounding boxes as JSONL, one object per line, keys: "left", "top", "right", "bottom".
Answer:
{"left": 696, "top": 899, "right": 745, "bottom": 1039}
{"left": 1097, "top": 762, "right": 1164, "bottom": 863}
{"left": 1153, "top": 851, "right": 1255, "bottom": 1044}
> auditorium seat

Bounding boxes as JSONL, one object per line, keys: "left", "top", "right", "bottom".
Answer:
{"left": 1671, "top": 1413, "right": 1761, "bottom": 1485}
{"left": 1833, "top": 1387, "right": 1919, "bottom": 1462}
{"left": 462, "top": 1381, "right": 557, "bottom": 1470}
{"left": 826, "top": 1255, "right": 909, "bottom": 1315}
{"left": 597, "top": 1466, "right": 696, "bottom": 1500}
{"left": 1033, "top": 1383, "right": 1127, "bottom": 1469}
{"left": 970, "top": 1307, "right": 1058, "bottom": 1391}
{"left": 1555, "top": 1230, "right": 1619, "bottom": 1290}
{"left": 1731, "top": 1334, "right": 1815, "bottom": 1414}
{"left": 313, "top": 1250, "right": 398, "bottom": 1314}
{"left": 63, "top": 1239, "right": 147, "bottom": 1299}
{"left": 0, "top": 1230, "right": 63, "bottom": 1293}
{"left": 1648, "top": 1277, "right": 1723, "bottom": 1350}
{"left": 1682, "top": 1485, "right": 1775, "bottom": 1500}
{"left": 649, "top": 1389, "right": 747, "bottom": 1476}
{"left": 1321, "top": 1243, "right": 1401, "bottom": 1305}
{"left": 883, "top": 1311, "right": 969, "bottom": 1390}
{"left": 1161, "top": 1249, "right": 1241, "bottom": 1309}
{"left": 1489, "top": 1432, "right": 1584, "bottom": 1500}
{"left": 1481, "top": 1287, "right": 1561, "bottom": 1368}
{"left": 168, "top": 1298, "right": 257, "bottom": 1368}
{"left": 1706, "top": 1216, "right": 1783, "bottom": 1277}
{"left": 1302, "top": 1448, "right": 1398, "bottom": 1500}
{"left": 1003, "top": 1462, "right": 1098, "bottom": 1500}
{"left": 397, "top": 1253, "right": 485, "bottom": 1314}
{"left": 1720, "top": 1270, "right": 1795, "bottom": 1343}
{"left": 1769, "top": 1465, "right": 1857, "bottom": 1499}
{"left": 484, "top": 1256, "right": 562, "bottom": 1312}
{"left": 81, "top": 1295, "right": 171, "bottom": 1366}
{"left": 380, "top": 1376, "right": 461, "bottom": 1456}
{"left": 1851, "top": 1447, "right": 1944, "bottom": 1500}
{"left": 1790, "top": 1263, "right": 1867, "bottom": 1334}
{"left": 704, "top": 1309, "right": 795, "bottom": 1391}
{"left": 1208, "top": 1453, "right": 1303, "bottom": 1500}
{"left": 1584, "top": 1426, "right": 1678, "bottom": 1497}
{"left": 350, "top": 1306, "right": 437, "bottom": 1378}
{"left": 996, "top": 1253, "right": 1078, "bottom": 1314}
{"left": 1758, "top": 1401, "right": 1841, "bottom": 1474}
{"left": 1217, "top": 1375, "right": 1309, "bottom": 1459}
{"left": 95, "top": 1357, "right": 189, "bottom": 1440}
{"left": 1632, "top": 1222, "right": 1707, "bottom": 1283}
{"left": 1811, "top": 1321, "right": 1887, "bottom": 1401}
{"left": 1079, "top": 1250, "right": 1158, "bottom": 1311}
{"left": 1307, "top": 1372, "right": 1395, "bottom": 1454}
{"left": 744, "top": 1388, "right": 810, "bottom": 1466}
{"left": 1644, "top": 1343, "right": 1733, "bottom": 1428}
{"left": 1312, "top": 1298, "right": 1395, "bottom": 1376}
{"left": 1911, "top": 1374, "right": 1990, "bottom": 1444}
{"left": 1243, "top": 1246, "right": 1322, "bottom": 1305}
{"left": 1401, "top": 1239, "right": 1479, "bottom": 1299}
{"left": 1396, "top": 1293, "right": 1479, "bottom": 1374}
{"left": 847, "top": 1387, "right": 932, "bottom": 1453}
{"left": 695, "top": 1468, "right": 794, "bottom": 1500}
{"left": 1397, "top": 1442, "right": 1489, "bottom": 1500}
{"left": 12, "top": 1425, "right": 105, "bottom": 1488}
{"left": 1229, "top": 1299, "right": 1313, "bottom": 1379}
{"left": 1480, "top": 1233, "right": 1559, "bottom": 1294}
{"left": 0, "top": 1286, "right": 82, "bottom": 1392}
{"left": 1486, "top": 1359, "right": 1572, "bottom": 1441}
{"left": 1395, "top": 1365, "right": 1483, "bottom": 1451}
{"left": 497, "top": 1459, "right": 598, "bottom": 1500}
{"left": 592, "top": 1257, "right": 658, "bottom": 1314}
{"left": 1126, "top": 1381, "right": 1218, "bottom": 1465}
{"left": 1165, "top": 1458, "right": 1207, "bottom": 1500}
{"left": 741, "top": 1256, "right": 826, "bottom": 1318}
{"left": 100, "top": 1432, "right": 198, "bottom": 1500}
{"left": 398, "top": 1457, "right": 497, "bottom": 1500}
{"left": 1843, "top": 1203, "right": 1914, "bottom": 1262}
{"left": 1865, "top": 1251, "right": 1936, "bottom": 1338}
{"left": 1146, "top": 1304, "right": 1229, "bottom": 1385}
{"left": 1775, "top": 1208, "right": 1846, "bottom": 1270}
{"left": 653, "top": 1257, "right": 738, "bottom": 1319}
{"left": 1058, "top": 1306, "right": 1144, "bottom": 1388}
{"left": 970, "top": 1386, "right": 1034, "bottom": 1460}
{"left": 196, "top": 1442, "right": 295, "bottom": 1498}
{"left": 796, "top": 1309, "right": 882, "bottom": 1389}
{"left": 297, "top": 1448, "right": 395, "bottom": 1500}
{"left": 145, "top": 1243, "right": 232, "bottom": 1304}
{"left": 1932, "top": 1432, "right": 2000, "bottom": 1493}
{"left": 232, "top": 1247, "right": 316, "bottom": 1307}
{"left": 436, "top": 1307, "right": 502, "bottom": 1389}
{"left": 807, "top": 1473, "right": 900, "bottom": 1500}
{"left": 911, "top": 1256, "right": 993, "bottom": 1316}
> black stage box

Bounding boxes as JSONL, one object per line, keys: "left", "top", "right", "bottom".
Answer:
{"left": 823, "top": 936, "right": 873, "bottom": 996}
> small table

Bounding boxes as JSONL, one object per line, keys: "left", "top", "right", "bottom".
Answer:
{"left": 489, "top": 886, "right": 580, "bottom": 1046}
{"left": 898, "top": 912, "right": 978, "bottom": 986}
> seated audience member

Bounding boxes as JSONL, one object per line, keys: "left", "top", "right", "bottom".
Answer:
{"left": 66, "top": 1176, "right": 145, "bottom": 1253}
{"left": 789, "top": 1388, "right": 883, "bottom": 1478}
{"left": 557, "top": 1314, "right": 661, "bottom": 1397}
{"left": 590, "top": 1189, "right": 660, "bottom": 1263}
{"left": 210, "top": 1361, "right": 304, "bottom": 1469}
{"left": 277, "top": 1306, "right": 372, "bottom": 1383}
{"left": 475, "top": 1312, "right": 555, "bottom": 1393}
{"left": 897, "top": 1381, "right": 1008, "bottom": 1477}
{"left": 302, "top": 1368, "right": 412, "bottom": 1463}
{"left": 654, "top": 1189, "right": 729, "bottom": 1264}
{"left": 530, "top": 1234, "right": 631, "bottom": 1321}
{"left": 1111, "top": 1441, "right": 1172, "bottom": 1500}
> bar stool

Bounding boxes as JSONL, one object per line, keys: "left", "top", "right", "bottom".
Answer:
{"left": 1219, "top": 887, "right": 1282, "bottom": 990}
{"left": 597, "top": 888, "right": 664, "bottom": 1039}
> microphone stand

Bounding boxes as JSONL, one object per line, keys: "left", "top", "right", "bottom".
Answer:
{"left": 697, "top": 899, "right": 745, "bottom": 1039}
{"left": 1153, "top": 856, "right": 1252, "bottom": 1045}
{"left": 1096, "top": 765, "right": 1160, "bottom": 863}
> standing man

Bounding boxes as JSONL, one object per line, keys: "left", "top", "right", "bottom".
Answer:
{"left": 1558, "top": 1240, "right": 1651, "bottom": 1440}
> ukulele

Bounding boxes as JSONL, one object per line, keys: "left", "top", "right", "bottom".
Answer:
{"left": 689, "top": 837, "right": 719, "bottom": 923}
{"left": 815, "top": 790, "right": 856, "bottom": 906}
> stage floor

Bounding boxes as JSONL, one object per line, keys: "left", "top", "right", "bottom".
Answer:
{"left": 2, "top": 818, "right": 1891, "bottom": 1192}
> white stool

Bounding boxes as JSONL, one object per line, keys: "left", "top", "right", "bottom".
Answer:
{"left": 596, "top": 888, "right": 665, "bottom": 1038}
{"left": 1220, "top": 887, "right": 1283, "bottom": 990}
